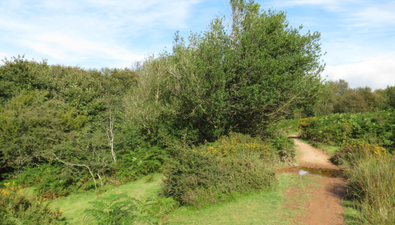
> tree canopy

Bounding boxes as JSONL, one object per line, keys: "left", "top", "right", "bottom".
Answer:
{"left": 159, "top": 0, "right": 325, "bottom": 142}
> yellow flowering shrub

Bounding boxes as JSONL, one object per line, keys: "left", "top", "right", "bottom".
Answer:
{"left": 298, "top": 117, "right": 317, "bottom": 128}
{"left": 349, "top": 140, "right": 386, "bottom": 157}
{"left": 198, "top": 133, "right": 272, "bottom": 159}
{"left": 332, "top": 139, "right": 387, "bottom": 165}
{"left": 0, "top": 181, "right": 63, "bottom": 223}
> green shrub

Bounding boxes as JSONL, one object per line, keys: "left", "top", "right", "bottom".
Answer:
{"left": 162, "top": 134, "right": 277, "bottom": 208}
{"left": 115, "top": 146, "right": 168, "bottom": 183}
{"left": 270, "top": 135, "right": 295, "bottom": 164}
{"left": 0, "top": 181, "right": 63, "bottom": 224}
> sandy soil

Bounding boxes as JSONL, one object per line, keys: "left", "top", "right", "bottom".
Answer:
{"left": 294, "top": 138, "right": 339, "bottom": 169}
{"left": 280, "top": 137, "right": 347, "bottom": 225}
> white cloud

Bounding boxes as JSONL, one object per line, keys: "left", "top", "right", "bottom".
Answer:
{"left": 19, "top": 32, "right": 144, "bottom": 64}
{"left": 20, "top": 41, "right": 68, "bottom": 60}
{"left": 0, "top": 52, "right": 10, "bottom": 62}
{"left": 0, "top": 0, "right": 204, "bottom": 68}
{"left": 265, "top": 0, "right": 360, "bottom": 11}
{"left": 345, "top": 2, "right": 395, "bottom": 28}
{"left": 323, "top": 55, "right": 395, "bottom": 90}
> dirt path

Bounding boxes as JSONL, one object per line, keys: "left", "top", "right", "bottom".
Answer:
{"left": 295, "top": 139, "right": 339, "bottom": 169}
{"left": 279, "top": 138, "right": 347, "bottom": 225}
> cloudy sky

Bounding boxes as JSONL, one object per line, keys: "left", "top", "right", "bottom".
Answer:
{"left": 1, "top": 0, "right": 394, "bottom": 90}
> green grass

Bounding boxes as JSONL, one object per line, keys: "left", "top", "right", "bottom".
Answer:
{"left": 46, "top": 172, "right": 319, "bottom": 224}
{"left": 342, "top": 200, "right": 362, "bottom": 225}
{"left": 166, "top": 173, "right": 319, "bottom": 225}
{"left": 45, "top": 169, "right": 322, "bottom": 224}
{"left": 49, "top": 173, "right": 163, "bottom": 224}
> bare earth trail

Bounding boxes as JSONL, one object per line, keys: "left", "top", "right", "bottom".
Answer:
{"left": 279, "top": 137, "right": 347, "bottom": 225}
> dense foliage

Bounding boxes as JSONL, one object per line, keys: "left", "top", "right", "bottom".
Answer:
{"left": 158, "top": 0, "right": 324, "bottom": 143}
{"left": 0, "top": 56, "right": 167, "bottom": 195}
{"left": 299, "top": 111, "right": 395, "bottom": 151}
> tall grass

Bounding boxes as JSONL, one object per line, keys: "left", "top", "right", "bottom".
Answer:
{"left": 346, "top": 154, "right": 395, "bottom": 224}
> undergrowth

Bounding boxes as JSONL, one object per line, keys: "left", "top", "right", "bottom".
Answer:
{"left": 0, "top": 181, "right": 63, "bottom": 224}
{"left": 84, "top": 193, "right": 178, "bottom": 224}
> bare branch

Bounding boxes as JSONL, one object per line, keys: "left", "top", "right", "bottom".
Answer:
{"left": 53, "top": 153, "right": 97, "bottom": 190}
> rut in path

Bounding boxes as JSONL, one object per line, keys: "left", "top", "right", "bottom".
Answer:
{"left": 281, "top": 138, "right": 347, "bottom": 225}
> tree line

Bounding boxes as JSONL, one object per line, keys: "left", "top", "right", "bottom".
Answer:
{"left": 299, "top": 79, "right": 395, "bottom": 117}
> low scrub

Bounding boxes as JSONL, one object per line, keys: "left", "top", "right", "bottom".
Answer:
{"left": 0, "top": 181, "right": 63, "bottom": 224}
{"left": 162, "top": 133, "right": 277, "bottom": 208}
{"left": 331, "top": 139, "right": 387, "bottom": 166}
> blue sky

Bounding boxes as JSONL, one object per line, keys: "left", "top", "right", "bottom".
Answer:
{"left": 1, "top": 0, "right": 394, "bottom": 90}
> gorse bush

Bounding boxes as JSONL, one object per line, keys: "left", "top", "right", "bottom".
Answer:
{"left": 331, "top": 139, "right": 387, "bottom": 166}
{"left": 162, "top": 133, "right": 277, "bottom": 208}
{"left": 0, "top": 181, "right": 63, "bottom": 224}
{"left": 197, "top": 133, "right": 272, "bottom": 158}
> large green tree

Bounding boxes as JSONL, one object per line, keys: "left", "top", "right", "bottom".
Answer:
{"left": 159, "top": 0, "right": 325, "bottom": 142}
